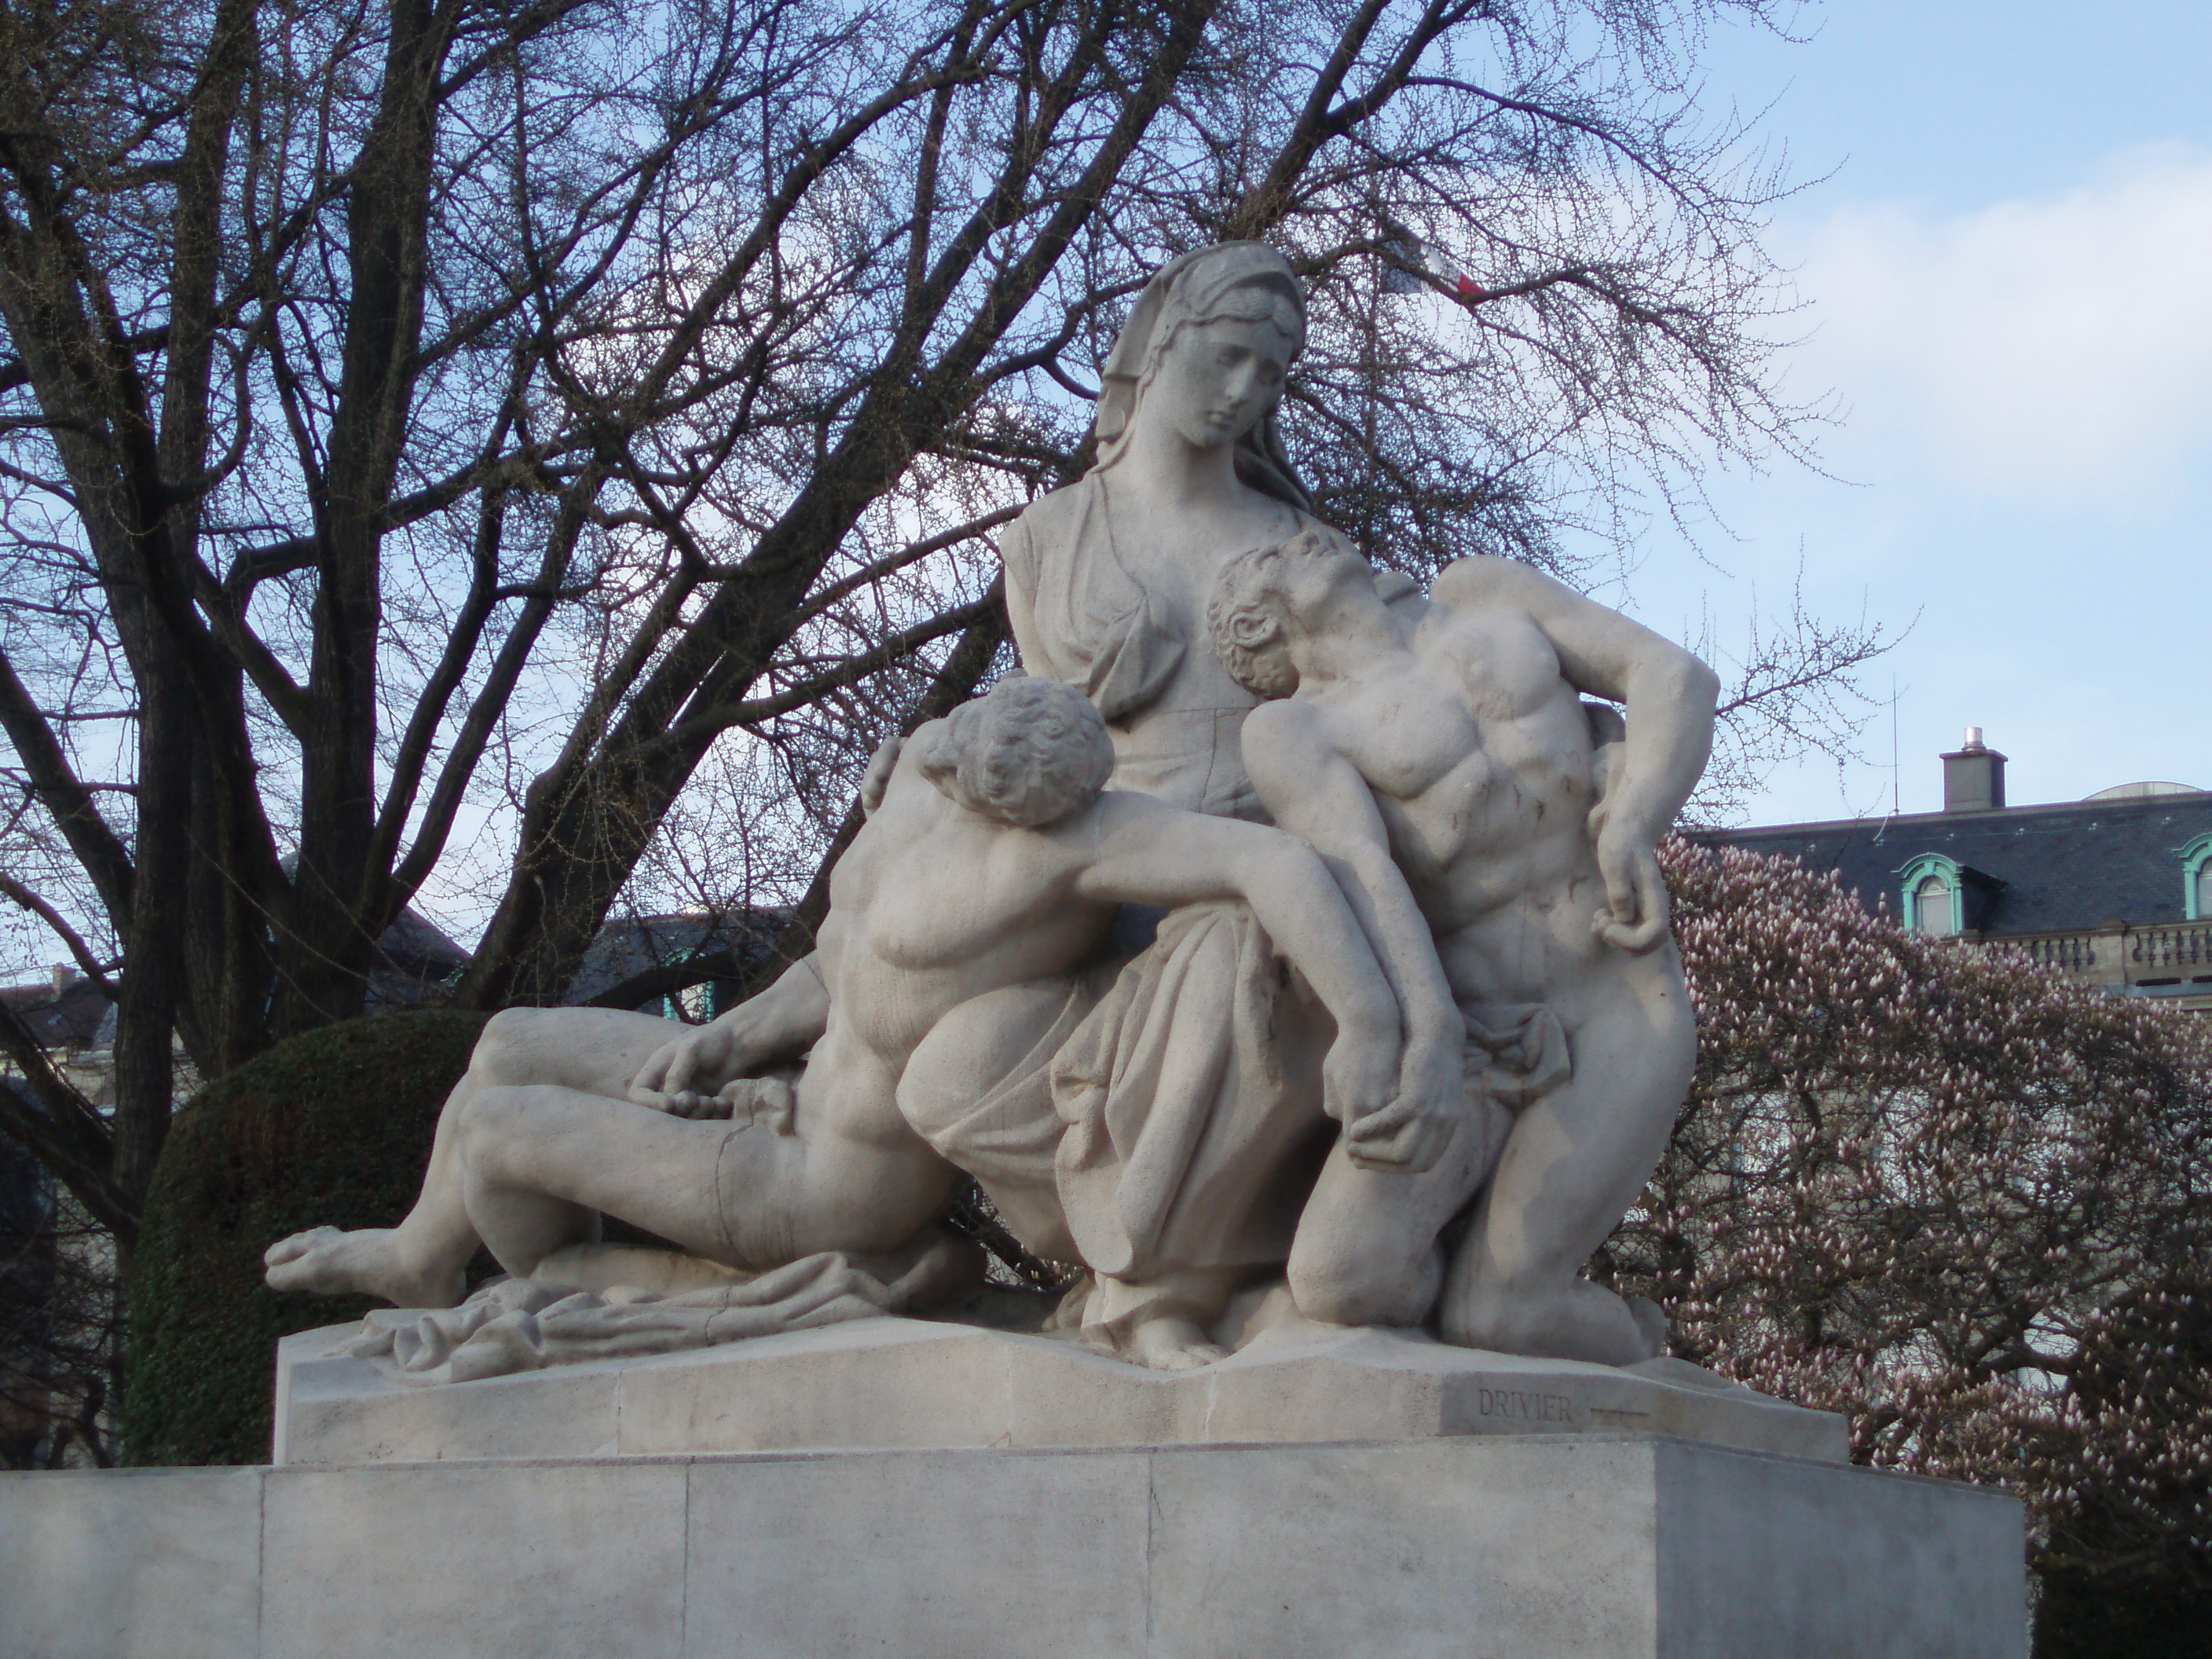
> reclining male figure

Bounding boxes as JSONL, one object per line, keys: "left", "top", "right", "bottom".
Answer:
{"left": 268, "top": 677, "right": 1417, "bottom": 1370}
{"left": 1211, "top": 529, "right": 1719, "bottom": 1366}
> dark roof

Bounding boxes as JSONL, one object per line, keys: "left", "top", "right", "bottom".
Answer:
{"left": 267, "top": 852, "right": 471, "bottom": 1009}
{"left": 375, "top": 909, "right": 469, "bottom": 977}
{"left": 364, "top": 906, "right": 473, "bottom": 1010}
{"left": 563, "top": 910, "right": 787, "bottom": 1008}
{"left": 1697, "top": 792, "right": 2212, "bottom": 936}
{"left": 0, "top": 976, "right": 112, "bottom": 1049}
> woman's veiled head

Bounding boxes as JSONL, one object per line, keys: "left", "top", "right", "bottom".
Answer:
{"left": 1093, "top": 244, "right": 1310, "bottom": 508}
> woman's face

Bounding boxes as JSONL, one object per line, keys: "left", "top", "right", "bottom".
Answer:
{"left": 1143, "top": 313, "right": 1298, "bottom": 451}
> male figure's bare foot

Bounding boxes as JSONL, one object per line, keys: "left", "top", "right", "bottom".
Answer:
{"left": 1121, "top": 1312, "right": 1228, "bottom": 1373}
{"left": 263, "top": 1227, "right": 466, "bottom": 1309}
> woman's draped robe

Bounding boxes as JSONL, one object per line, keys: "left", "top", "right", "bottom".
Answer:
{"left": 981, "top": 475, "right": 1335, "bottom": 1335}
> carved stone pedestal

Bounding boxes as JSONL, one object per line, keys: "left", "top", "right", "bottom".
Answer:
{"left": 0, "top": 1318, "right": 2027, "bottom": 1659}
{"left": 270, "top": 1309, "right": 1851, "bottom": 1466}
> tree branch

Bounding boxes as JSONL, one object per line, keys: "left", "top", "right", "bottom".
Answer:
{"left": 0, "top": 644, "right": 136, "bottom": 932}
{"left": 0, "top": 1004, "right": 135, "bottom": 1243}
{"left": 0, "top": 873, "right": 118, "bottom": 994}
{"left": 646, "top": 584, "right": 1002, "bottom": 761}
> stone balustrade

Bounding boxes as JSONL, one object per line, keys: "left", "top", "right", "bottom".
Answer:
{"left": 1967, "top": 919, "right": 2212, "bottom": 1009}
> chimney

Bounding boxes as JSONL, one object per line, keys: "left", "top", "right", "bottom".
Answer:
{"left": 50, "top": 963, "right": 79, "bottom": 997}
{"left": 1941, "top": 726, "right": 2007, "bottom": 813}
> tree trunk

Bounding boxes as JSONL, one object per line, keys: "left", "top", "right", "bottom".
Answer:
{"left": 273, "top": 0, "right": 449, "bottom": 1034}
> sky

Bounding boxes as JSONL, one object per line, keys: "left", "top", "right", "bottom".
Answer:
{"left": 1590, "top": 0, "right": 2212, "bottom": 824}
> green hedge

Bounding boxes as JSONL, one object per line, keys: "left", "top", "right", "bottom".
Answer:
{"left": 123, "top": 1011, "right": 487, "bottom": 1466}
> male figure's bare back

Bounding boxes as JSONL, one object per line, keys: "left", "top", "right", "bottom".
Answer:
{"left": 1219, "top": 533, "right": 1718, "bottom": 1364}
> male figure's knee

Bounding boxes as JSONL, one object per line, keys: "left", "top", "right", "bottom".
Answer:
{"left": 470, "top": 1008, "right": 544, "bottom": 1088}
{"left": 454, "top": 1082, "right": 534, "bottom": 1163}
{"left": 1291, "top": 1242, "right": 1440, "bottom": 1330}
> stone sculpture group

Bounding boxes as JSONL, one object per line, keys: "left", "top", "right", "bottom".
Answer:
{"left": 266, "top": 242, "right": 1719, "bottom": 1380}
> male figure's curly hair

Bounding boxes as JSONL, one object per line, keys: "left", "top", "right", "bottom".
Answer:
{"left": 932, "top": 676, "right": 1115, "bottom": 827}
{"left": 1206, "top": 536, "right": 1312, "bottom": 701}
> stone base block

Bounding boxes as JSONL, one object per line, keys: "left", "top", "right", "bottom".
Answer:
{"left": 1, "top": 1436, "right": 2024, "bottom": 1659}
{"left": 275, "top": 1312, "right": 1849, "bottom": 1464}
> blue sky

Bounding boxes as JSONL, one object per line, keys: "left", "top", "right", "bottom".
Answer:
{"left": 1592, "top": 0, "right": 2212, "bottom": 822}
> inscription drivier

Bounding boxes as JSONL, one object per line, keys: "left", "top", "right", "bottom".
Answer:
{"left": 1475, "top": 1386, "right": 1576, "bottom": 1424}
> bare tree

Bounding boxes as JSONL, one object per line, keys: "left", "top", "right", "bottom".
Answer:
{"left": 2, "top": 0, "right": 1851, "bottom": 1240}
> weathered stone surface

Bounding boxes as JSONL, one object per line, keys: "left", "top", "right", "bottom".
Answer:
{"left": 0, "top": 1436, "right": 2027, "bottom": 1658}
{"left": 261, "top": 1459, "right": 688, "bottom": 1659}
{"left": 1651, "top": 1439, "right": 2031, "bottom": 1656}
{"left": 0, "top": 1466, "right": 262, "bottom": 1659}
{"left": 683, "top": 1448, "right": 1155, "bottom": 1655}
{"left": 274, "top": 1311, "right": 1848, "bottom": 1467}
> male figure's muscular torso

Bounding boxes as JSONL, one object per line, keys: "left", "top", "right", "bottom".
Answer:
{"left": 1289, "top": 569, "right": 1613, "bottom": 994}
{"left": 819, "top": 749, "right": 1118, "bottom": 1064}
{"left": 810, "top": 728, "right": 1400, "bottom": 1132}
{"left": 1235, "top": 543, "right": 1711, "bottom": 1359}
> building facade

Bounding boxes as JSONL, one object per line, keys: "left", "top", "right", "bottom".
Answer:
{"left": 1699, "top": 731, "right": 2212, "bottom": 1013}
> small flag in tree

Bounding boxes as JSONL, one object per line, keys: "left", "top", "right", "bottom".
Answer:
{"left": 1382, "top": 235, "right": 1489, "bottom": 304}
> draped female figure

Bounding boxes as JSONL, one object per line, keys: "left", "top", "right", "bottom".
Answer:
{"left": 986, "top": 244, "right": 1355, "bottom": 1367}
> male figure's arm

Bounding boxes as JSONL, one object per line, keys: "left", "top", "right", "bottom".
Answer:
{"left": 628, "top": 954, "right": 832, "bottom": 1116}
{"left": 1074, "top": 793, "right": 1404, "bottom": 1138}
{"left": 629, "top": 727, "right": 915, "bottom": 1115}
{"left": 1240, "top": 702, "right": 1468, "bottom": 1173}
{"left": 1434, "top": 557, "right": 1719, "bottom": 953}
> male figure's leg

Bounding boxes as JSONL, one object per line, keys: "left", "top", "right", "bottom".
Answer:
{"left": 452, "top": 1057, "right": 958, "bottom": 1278}
{"left": 1437, "top": 950, "right": 1694, "bottom": 1365}
{"left": 266, "top": 1006, "right": 680, "bottom": 1306}
{"left": 1287, "top": 1097, "right": 1503, "bottom": 1329}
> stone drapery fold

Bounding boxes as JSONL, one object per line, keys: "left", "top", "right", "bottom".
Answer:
{"left": 997, "top": 475, "right": 1185, "bottom": 727}
{"left": 337, "top": 1236, "right": 973, "bottom": 1386}
{"left": 1051, "top": 903, "right": 1321, "bottom": 1302}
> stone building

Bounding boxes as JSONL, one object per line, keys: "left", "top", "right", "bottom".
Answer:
{"left": 1700, "top": 730, "right": 2212, "bottom": 1012}
{"left": 0, "top": 968, "right": 115, "bottom": 1105}
{"left": 559, "top": 908, "right": 786, "bottom": 1017}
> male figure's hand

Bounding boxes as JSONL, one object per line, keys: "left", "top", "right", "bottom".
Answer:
{"left": 1588, "top": 802, "right": 1671, "bottom": 954}
{"left": 1342, "top": 1034, "right": 1463, "bottom": 1174}
{"left": 1320, "top": 1023, "right": 1399, "bottom": 1132}
{"left": 630, "top": 1013, "right": 769, "bottom": 1115}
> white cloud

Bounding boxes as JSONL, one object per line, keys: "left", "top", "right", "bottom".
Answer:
{"left": 1789, "top": 145, "right": 2212, "bottom": 507}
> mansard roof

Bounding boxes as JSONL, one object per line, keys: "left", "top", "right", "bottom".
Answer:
{"left": 1697, "top": 790, "right": 2212, "bottom": 936}
{"left": 562, "top": 909, "right": 788, "bottom": 1008}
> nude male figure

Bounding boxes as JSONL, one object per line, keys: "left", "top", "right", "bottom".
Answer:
{"left": 268, "top": 677, "right": 1412, "bottom": 1369}
{"left": 1210, "top": 528, "right": 1719, "bottom": 1366}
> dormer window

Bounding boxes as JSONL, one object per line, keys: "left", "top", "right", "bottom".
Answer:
{"left": 1913, "top": 874, "right": 1954, "bottom": 936}
{"left": 2185, "top": 835, "right": 2212, "bottom": 921}
{"left": 1898, "top": 853, "right": 1964, "bottom": 937}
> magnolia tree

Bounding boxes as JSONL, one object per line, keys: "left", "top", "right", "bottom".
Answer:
{"left": 1605, "top": 843, "right": 2212, "bottom": 1632}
